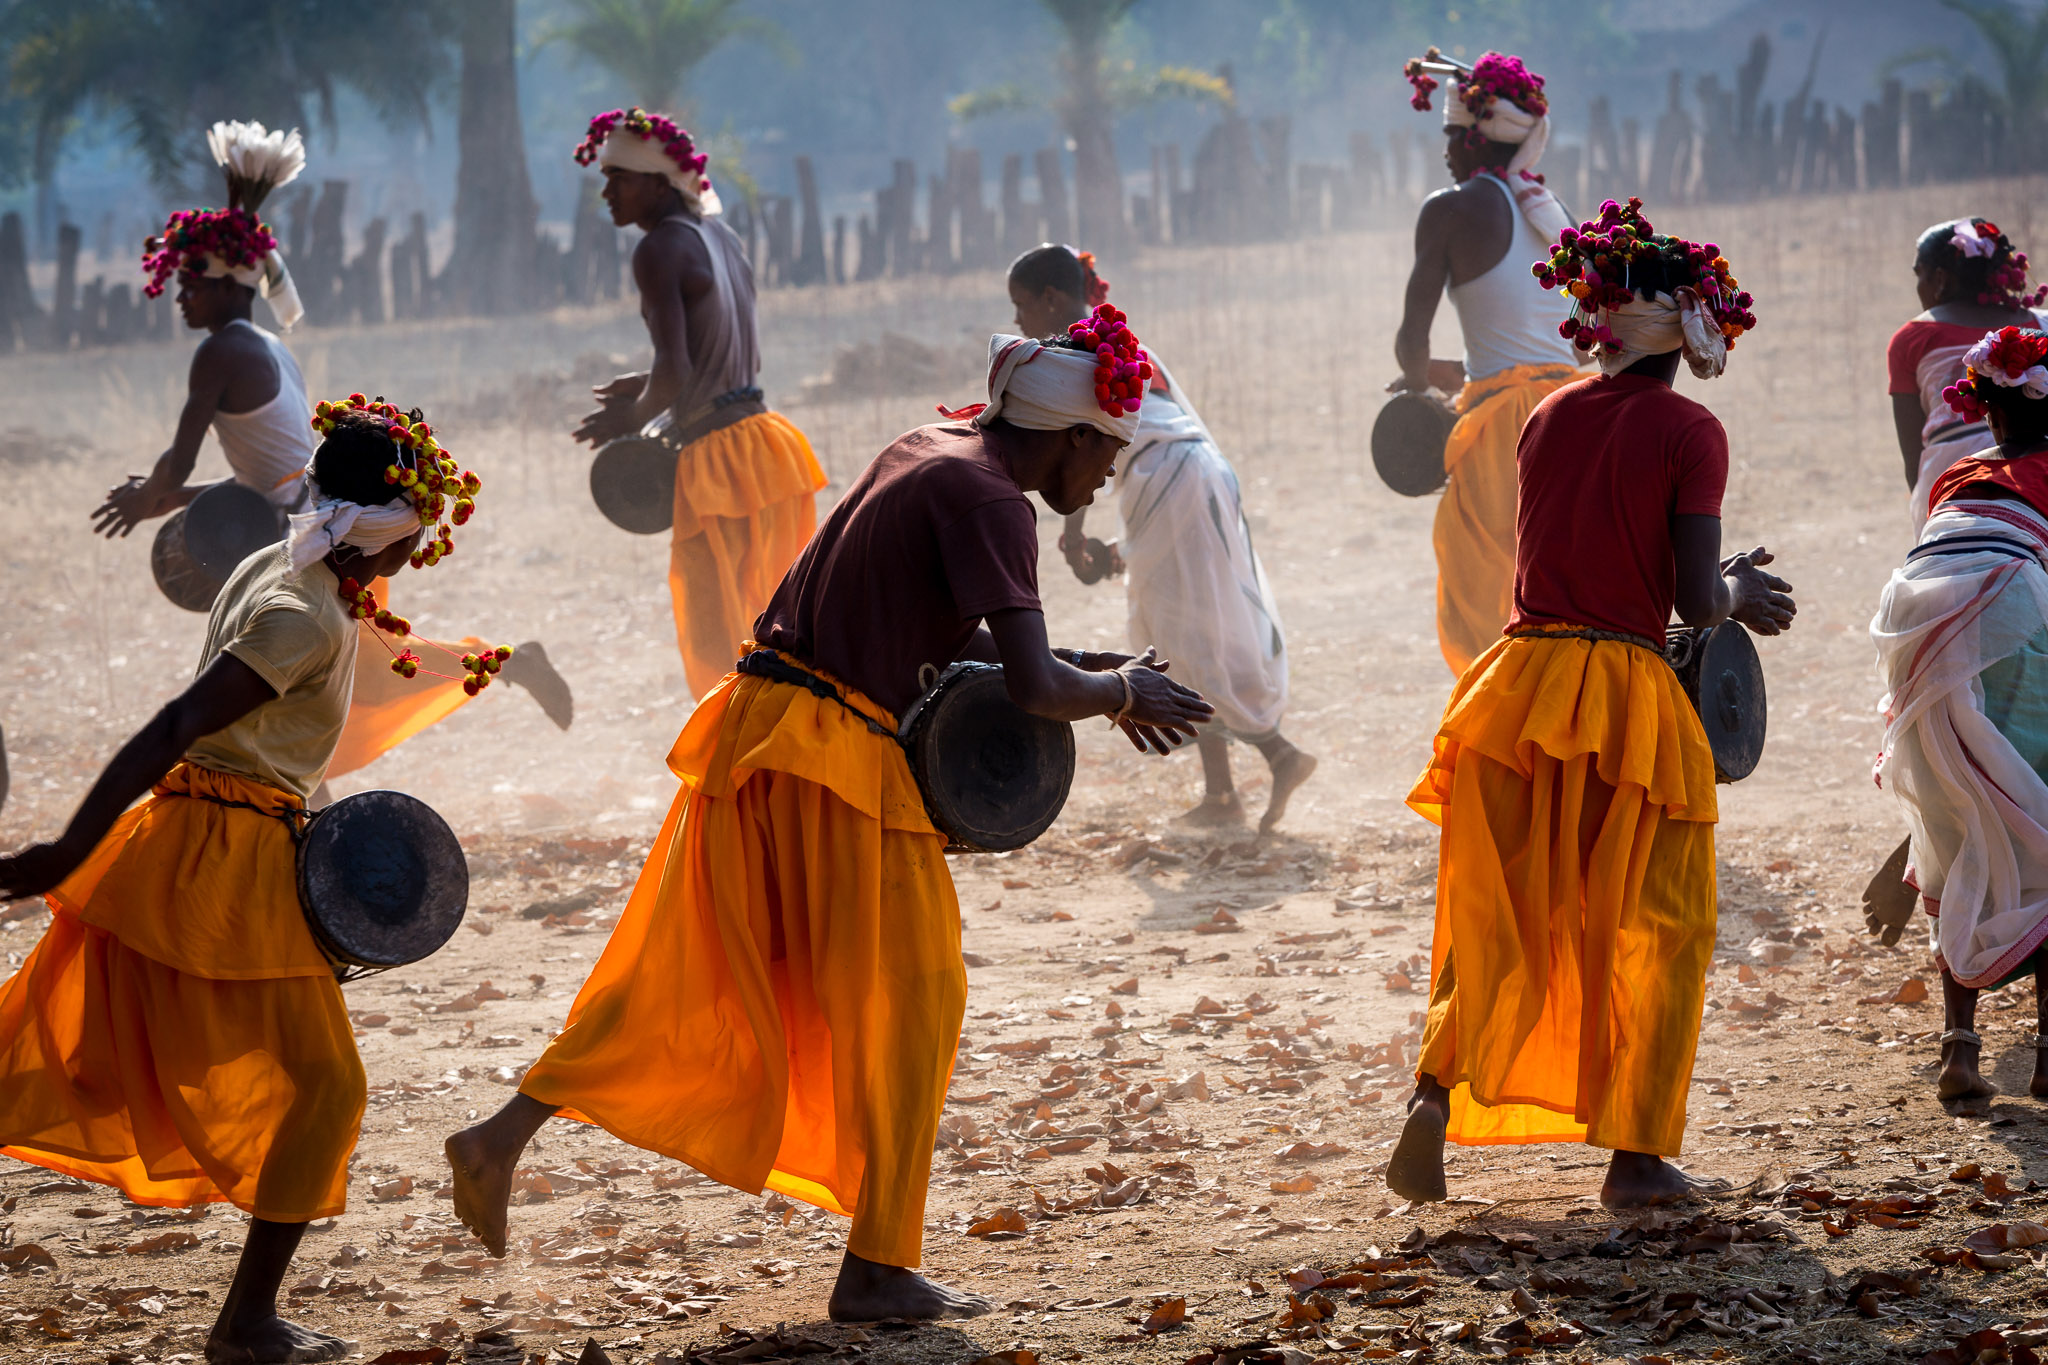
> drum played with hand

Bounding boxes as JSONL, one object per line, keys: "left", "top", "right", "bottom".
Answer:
{"left": 589, "top": 434, "right": 677, "bottom": 535}
{"left": 1371, "top": 391, "right": 1457, "bottom": 497}
{"left": 1664, "top": 620, "right": 1767, "bottom": 783}
{"left": 898, "top": 663, "right": 1076, "bottom": 854}
{"left": 151, "top": 482, "right": 286, "bottom": 612}
{"left": 297, "top": 789, "right": 469, "bottom": 978}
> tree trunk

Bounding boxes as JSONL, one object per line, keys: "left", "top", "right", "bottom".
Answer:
{"left": 444, "top": 0, "right": 539, "bottom": 317}
{"left": 1064, "top": 37, "right": 1124, "bottom": 253}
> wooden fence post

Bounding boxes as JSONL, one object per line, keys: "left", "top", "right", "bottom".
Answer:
{"left": 1035, "top": 148, "right": 1070, "bottom": 245}
{"left": 0, "top": 212, "right": 42, "bottom": 352}
{"left": 51, "top": 222, "right": 81, "bottom": 350}
{"left": 793, "top": 156, "right": 827, "bottom": 286}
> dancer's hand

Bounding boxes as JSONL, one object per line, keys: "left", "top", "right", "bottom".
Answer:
{"left": 572, "top": 404, "right": 640, "bottom": 449}
{"left": 1724, "top": 547, "right": 1796, "bottom": 636}
{"left": 0, "top": 840, "right": 86, "bottom": 902}
{"left": 1113, "top": 649, "right": 1213, "bottom": 755}
{"left": 92, "top": 476, "right": 177, "bottom": 539}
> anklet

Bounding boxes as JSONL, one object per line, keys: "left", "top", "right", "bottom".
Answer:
{"left": 2030, "top": 1034, "right": 2048, "bottom": 1049}
{"left": 1940, "top": 1028, "right": 1984, "bottom": 1047}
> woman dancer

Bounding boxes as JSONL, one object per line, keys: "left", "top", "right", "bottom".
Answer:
{"left": 1889, "top": 219, "right": 2045, "bottom": 527}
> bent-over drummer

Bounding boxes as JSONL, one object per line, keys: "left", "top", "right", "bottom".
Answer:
{"left": 1386, "top": 200, "right": 1794, "bottom": 1210}
{"left": 1392, "top": 48, "right": 1585, "bottom": 675}
{"left": 448, "top": 308, "right": 1214, "bottom": 1322}
{"left": 0, "top": 409, "right": 433, "bottom": 1365}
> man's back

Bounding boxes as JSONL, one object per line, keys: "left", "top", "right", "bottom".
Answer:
{"left": 1509, "top": 373, "right": 1729, "bottom": 646}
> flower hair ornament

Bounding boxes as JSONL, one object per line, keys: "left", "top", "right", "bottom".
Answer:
{"left": 1943, "top": 327, "right": 2048, "bottom": 421}
{"left": 1075, "top": 250, "right": 1112, "bottom": 307}
{"left": 295, "top": 394, "right": 513, "bottom": 695}
{"left": 1061, "top": 303, "right": 1151, "bottom": 418}
{"left": 1533, "top": 197, "right": 1757, "bottom": 379}
{"left": 574, "top": 107, "right": 721, "bottom": 216}
{"left": 1934, "top": 219, "right": 2048, "bottom": 310}
{"left": 140, "top": 120, "right": 306, "bottom": 328}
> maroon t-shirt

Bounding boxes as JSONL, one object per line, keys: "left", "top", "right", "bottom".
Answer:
{"left": 1505, "top": 372, "right": 1729, "bottom": 648}
{"left": 754, "top": 423, "right": 1042, "bottom": 714}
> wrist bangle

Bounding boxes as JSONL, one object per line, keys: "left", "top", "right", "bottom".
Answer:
{"left": 1106, "top": 669, "right": 1134, "bottom": 728}
{"left": 1065, "top": 648, "right": 1088, "bottom": 668}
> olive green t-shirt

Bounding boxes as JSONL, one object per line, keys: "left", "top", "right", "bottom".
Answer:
{"left": 183, "top": 545, "right": 357, "bottom": 799}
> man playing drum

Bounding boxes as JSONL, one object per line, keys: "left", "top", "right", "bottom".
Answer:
{"left": 1007, "top": 244, "right": 1316, "bottom": 831}
{"left": 447, "top": 306, "right": 1213, "bottom": 1321}
{"left": 1393, "top": 50, "right": 1585, "bottom": 675}
{"left": 0, "top": 402, "right": 468, "bottom": 1364}
{"left": 1872, "top": 327, "right": 2048, "bottom": 1106}
{"left": 94, "top": 121, "right": 572, "bottom": 786}
{"left": 568, "top": 108, "right": 827, "bottom": 698}
{"left": 1387, "top": 199, "right": 1794, "bottom": 1208}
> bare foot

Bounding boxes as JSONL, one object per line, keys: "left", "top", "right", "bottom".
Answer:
{"left": 1258, "top": 747, "right": 1318, "bottom": 834}
{"left": 2031, "top": 1047, "right": 2048, "bottom": 1099}
{"left": 828, "top": 1251, "right": 994, "bottom": 1321}
{"left": 1599, "top": 1151, "right": 1726, "bottom": 1209}
{"left": 1936, "top": 1038, "right": 1999, "bottom": 1104}
{"left": 1176, "top": 792, "right": 1245, "bottom": 828}
{"left": 501, "top": 641, "right": 575, "bottom": 730}
{"left": 1385, "top": 1087, "right": 1448, "bottom": 1203}
{"left": 205, "top": 1315, "right": 352, "bottom": 1364}
{"left": 444, "top": 1127, "right": 517, "bottom": 1258}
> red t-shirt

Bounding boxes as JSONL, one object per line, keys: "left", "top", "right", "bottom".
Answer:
{"left": 1888, "top": 319, "right": 1993, "bottom": 397}
{"left": 754, "top": 422, "right": 1042, "bottom": 714}
{"left": 1506, "top": 372, "right": 1730, "bottom": 648}
{"left": 1930, "top": 449, "right": 2048, "bottom": 519}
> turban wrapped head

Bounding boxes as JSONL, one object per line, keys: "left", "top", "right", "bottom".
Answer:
{"left": 576, "top": 108, "right": 722, "bottom": 218}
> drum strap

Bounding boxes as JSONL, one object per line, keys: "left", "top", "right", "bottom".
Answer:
{"left": 164, "top": 788, "right": 310, "bottom": 841}
{"left": 1506, "top": 625, "right": 1662, "bottom": 654}
{"left": 735, "top": 651, "right": 899, "bottom": 742}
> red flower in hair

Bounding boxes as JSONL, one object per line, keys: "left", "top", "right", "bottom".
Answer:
{"left": 1984, "top": 325, "right": 2048, "bottom": 380}
{"left": 1075, "top": 250, "right": 1111, "bottom": 307}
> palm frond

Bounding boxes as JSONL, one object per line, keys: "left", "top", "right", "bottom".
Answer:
{"left": 1110, "top": 64, "right": 1234, "bottom": 111}
{"left": 948, "top": 84, "right": 1041, "bottom": 122}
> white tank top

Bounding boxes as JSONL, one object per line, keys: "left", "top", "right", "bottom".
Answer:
{"left": 668, "top": 215, "right": 762, "bottom": 421}
{"left": 1447, "top": 174, "right": 1579, "bottom": 382}
{"left": 211, "top": 319, "right": 316, "bottom": 506}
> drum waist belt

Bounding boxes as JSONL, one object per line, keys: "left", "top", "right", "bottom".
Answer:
{"left": 1506, "top": 625, "right": 1662, "bottom": 654}
{"left": 735, "top": 650, "right": 898, "bottom": 741}
{"left": 672, "top": 387, "right": 768, "bottom": 448}
{"left": 164, "top": 786, "right": 309, "bottom": 839}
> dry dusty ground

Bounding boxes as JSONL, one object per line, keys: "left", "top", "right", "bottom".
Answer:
{"left": 3, "top": 178, "right": 2048, "bottom": 1365}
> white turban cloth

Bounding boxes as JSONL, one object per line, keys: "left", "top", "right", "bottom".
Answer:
{"left": 1594, "top": 290, "right": 1729, "bottom": 381}
{"left": 202, "top": 250, "right": 305, "bottom": 332}
{"left": 286, "top": 475, "right": 421, "bottom": 575}
{"left": 1445, "top": 91, "right": 1571, "bottom": 243}
{"left": 600, "top": 134, "right": 723, "bottom": 218}
{"left": 973, "top": 335, "right": 1142, "bottom": 445}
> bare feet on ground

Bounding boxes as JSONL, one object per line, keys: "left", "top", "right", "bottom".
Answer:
{"left": 1260, "top": 747, "right": 1319, "bottom": 834}
{"left": 204, "top": 1316, "right": 353, "bottom": 1364}
{"left": 501, "top": 641, "right": 575, "bottom": 730}
{"left": 1936, "top": 1038, "right": 1999, "bottom": 1106}
{"left": 827, "top": 1252, "right": 994, "bottom": 1322}
{"left": 1176, "top": 792, "right": 1245, "bottom": 828}
{"left": 1600, "top": 1151, "right": 1725, "bottom": 1209}
{"left": 445, "top": 1127, "right": 517, "bottom": 1258}
{"left": 1385, "top": 1085, "right": 1449, "bottom": 1203}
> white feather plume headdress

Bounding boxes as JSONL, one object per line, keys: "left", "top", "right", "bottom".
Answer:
{"left": 207, "top": 119, "right": 306, "bottom": 212}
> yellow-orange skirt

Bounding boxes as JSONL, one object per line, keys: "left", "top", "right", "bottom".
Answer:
{"left": 1432, "top": 364, "right": 1581, "bottom": 676}
{"left": 327, "top": 577, "right": 487, "bottom": 779}
{"left": 1408, "top": 631, "right": 1718, "bottom": 1156}
{"left": 520, "top": 661, "right": 962, "bottom": 1268}
{"left": 668, "top": 413, "right": 827, "bottom": 698}
{"left": 0, "top": 764, "right": 362, "bottom": 1220}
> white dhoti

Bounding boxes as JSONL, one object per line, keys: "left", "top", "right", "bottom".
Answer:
{"left": 1115, "top": 371, "right": 1287, "bottom": 739}
{"left": 1873, "top": 498, "right": 2048, "bottom": 987}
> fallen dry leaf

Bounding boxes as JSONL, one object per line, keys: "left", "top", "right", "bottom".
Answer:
{"left": 1964, "top": 1221, "right": 2048, "bottom": 1252}
{"left": 123, "top": 1232, "right": 199, "bottom": 1255}
{"left": 1142, "top": 1297, "right": 1187, "bottom": 1334}
{"left": 967, "top": 1207, "right": 1029, "bottom": 1238}
{"left": 1270, "top": 1173, "right": 1320, "bottom": 1195}
{"left": 1858, "top": 977, "right": 1930, "bottom": 1006}
{"left": 370, "top": 1176, "right": 415, "bottom": 1202}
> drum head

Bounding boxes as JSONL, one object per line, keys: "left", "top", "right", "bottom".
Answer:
{"left": 185, "top": 481, "right": 283, "bottom": 579}
{"left": 908, "top": 665, "right": 1076, "bottom": 853}
{"left": 296, "top": 789, "right": 469, "bottom": 969}
{"left": 1692, "top": 621, "right": 1767, "bottom": 782}
{"left": 151, "top": 508, "right": 223, "bottom": 613}
{"left": 1371, "top": 392, "right": 1455, "bottom": 497}
{"left": 590, "top": 437, "right": 676, "bottom": 535}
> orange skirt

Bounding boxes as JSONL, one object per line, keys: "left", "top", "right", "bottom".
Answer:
{"left": 1432, "top": 364, "right": 1581, "bottom": 676}
{"left": 1408, "top": 632, "right": 1718, "bottom": 1155}
{"left": 668, "top": 413, "right": 827, "bottom": 698}
{"left": 327, "top": 577, "right": 487, "bottom": 779}
{"left": 520, "top": 666, "right": 962, "bottom": 1268}
{"left": 0, "top": 764, "right": 363, "bottom": 1220}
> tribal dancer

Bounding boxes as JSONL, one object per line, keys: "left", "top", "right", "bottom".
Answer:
{"left": 1387, "top": 199, "right": 1793, "bottom": 1207}
{"left": 1394, "top": 49, "right": 1585, "bottom": 675}
{"left": 1008, "top": 244, "right": 1315, "bottom": 831}
{"left": 569, "top": 109, "right": 826, "bottom": 697}
{"left": 0, "top": 398, "right": 501, "bottom": 1364}
{"left": 1872, "top": 327, "right": 2048, "bottom": 1105}
{"left": 93, "top": 121, "right": 571, "bottom": 781}
{"left": 448, "top": 308, "right": 1213, "bottom": 1320}
{"left": 1888, "top": 219, "right": 2047, "bottom": 527}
